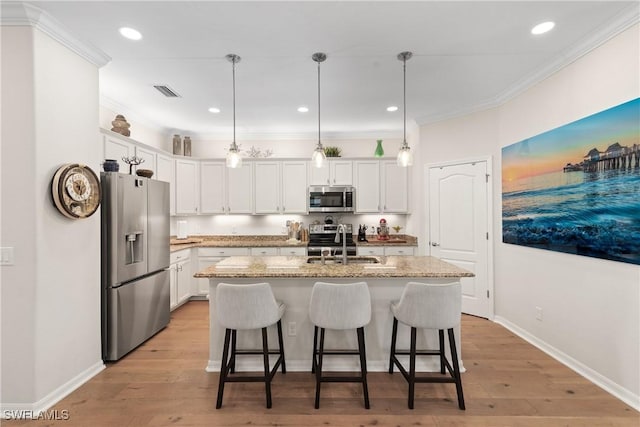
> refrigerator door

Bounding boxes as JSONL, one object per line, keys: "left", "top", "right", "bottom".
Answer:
{"left": 147, "top": 179, "right": 170, "bottom": 273}
{"left": 115, "top": 174, "right": 148, "bottom": 284}
{"left": 103, "top": 269, "right": 170, "bottom": 361}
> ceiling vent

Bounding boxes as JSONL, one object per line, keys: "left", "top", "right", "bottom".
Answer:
{"left": 153, "top": 85, "right": 181, "bottom": 98}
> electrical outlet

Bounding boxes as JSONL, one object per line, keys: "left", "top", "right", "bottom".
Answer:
{"left": 535, "top": 306, "right": 543, "bottom": 321}
{"left": 288, "top": 322, "right": 296, "bottom": 336}
{"left": 231, "top": 226, "right": 237, "bottom": 235}
{"left": 0, "top": 247, "right": 14, "bottom": 266}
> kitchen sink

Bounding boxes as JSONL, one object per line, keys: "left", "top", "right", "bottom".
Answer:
{"left": 306, "top": 256, "right": 380, "bottom": 265}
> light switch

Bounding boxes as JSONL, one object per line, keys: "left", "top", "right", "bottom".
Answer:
{"left": 1, "top": 247, "right": 14, "bottom": 266}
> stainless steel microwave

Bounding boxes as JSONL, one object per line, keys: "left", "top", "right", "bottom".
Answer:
{"left": 308, "top": 186, "right": 355, "bottom": 213}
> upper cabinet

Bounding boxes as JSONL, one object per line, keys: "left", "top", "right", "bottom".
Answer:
{"left": 354, "top": 160, "right": 408, "bottom": 213}
{"left": 175, "top": 159, "right": 199, "bottom": 215}
{"left": 200, "top": 161, "right": 225, "bottom": 214}
{"left": 103, "top": 134, "right": 134, "bottom": 172}
{"left": 226, "top": 163, "right": 254, "bottom": 214}
{"left": 254, "top": 161, "right": 308, "bottom": 214}
{"left": 156, "top": 153, "right": 176, "bottom": 215}
{"left": 135, "top": 146, "right": 157, "bottom": 176}
{"left": 309, "top": 160, "right": 352, "bottom": 186}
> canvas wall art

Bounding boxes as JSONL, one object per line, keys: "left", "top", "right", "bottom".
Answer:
{"left": 502, "top": 97, "right": 640, "bottom": 265}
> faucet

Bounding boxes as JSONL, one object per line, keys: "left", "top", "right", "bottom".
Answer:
{"left": 335, "top": 224, "right": 348, "bottom": 265}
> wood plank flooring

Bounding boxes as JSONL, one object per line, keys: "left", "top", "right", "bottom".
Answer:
{"left": 6, "top": 301, "right": 638, "bottom": 426}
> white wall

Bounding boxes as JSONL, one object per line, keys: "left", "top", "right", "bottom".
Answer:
{"left": 419, "top": 24, "right": 640, "bottom": 407}
{"left": 1, "top": 25, "right": 104, "bottom": 410}
{"left": 99, "top": 105, "right": 167, "bottom": 151}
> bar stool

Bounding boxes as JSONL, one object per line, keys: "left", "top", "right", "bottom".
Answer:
{"left": 215, "top": 282, "right": 286, "bottom": 409}
{"left": 388, "top": 281, "right": 465, "bottom": 410}
{"left": 309, "top": 281, "right": 371, "bottom": 409}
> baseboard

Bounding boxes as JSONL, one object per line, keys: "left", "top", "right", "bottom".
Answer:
{"left": 494, "top": 316, "right": 640, "bottom": 411}
{"left": 1, "top": 361, "right": 105, "bottom": 419}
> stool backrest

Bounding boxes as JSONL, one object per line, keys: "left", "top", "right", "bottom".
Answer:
{"left": 395, "top": 281, "right": 461, "bottom": 329}
{"left": 216, "top": 282, "right": 280, "bottom": 330}
{"left": 309, "top": 281, "right": 371, "bottom": 330}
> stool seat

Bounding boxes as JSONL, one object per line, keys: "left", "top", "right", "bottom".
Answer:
{"left": 309, "top": 281, "right": 371, "bottom": 409}
{"left": 215, "top": 282, "right": 286, "bottom": 409}
{"left": 389, "top": 281, "right": 465, "bottom": 410}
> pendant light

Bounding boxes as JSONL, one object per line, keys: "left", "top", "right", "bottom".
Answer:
{"left": 397, "top": 51, "right": 413, "bottom": 167}
{"left": 311, "top": 52, "right": 327, "bottom": 168}
{"left": 225, "top": 53, "right": 242, "bottom": 168}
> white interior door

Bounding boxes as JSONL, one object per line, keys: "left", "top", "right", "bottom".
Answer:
{"left": 428, "top": 161, "right": 491, "bottom": 318}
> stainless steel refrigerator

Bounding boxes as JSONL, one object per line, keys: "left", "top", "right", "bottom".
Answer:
{"left": 101, "top": 172, "right": 170, "bottom": 361}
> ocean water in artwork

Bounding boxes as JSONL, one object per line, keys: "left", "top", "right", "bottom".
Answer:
{"left": 502, "top": 98, "right": 640, "bottom": 265}
{"left": 502, "top": 169, "right": 640, "bottom": 264}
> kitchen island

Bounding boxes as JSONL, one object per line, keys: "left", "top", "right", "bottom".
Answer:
{"left": 195, "top": 255, "right": 474, "bottom": 373}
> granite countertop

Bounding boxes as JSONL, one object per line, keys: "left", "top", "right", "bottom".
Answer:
{"left": 170, "top": 234, "right": 418, "bottom": 252}
{"left": 194, "top": 255, "right": 474, "bottom": 279}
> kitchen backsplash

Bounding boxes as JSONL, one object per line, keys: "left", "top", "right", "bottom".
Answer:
{"left": 170, "top": 214, "right": 408, "bottom": 237}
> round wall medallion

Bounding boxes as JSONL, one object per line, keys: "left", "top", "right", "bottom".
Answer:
{"left": 51, "top": 163, "right": 101, "bottom": 219}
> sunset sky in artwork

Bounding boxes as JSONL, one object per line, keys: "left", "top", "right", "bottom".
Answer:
{"left": 502, "top": 98, "right": 639, "bottom": 187}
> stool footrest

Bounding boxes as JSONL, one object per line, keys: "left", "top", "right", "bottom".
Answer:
{"left": 314, "top": 349, "right": 360, "bottom": 356}
{"left": 319, "top": 375, "right": 366, "bottom": 383}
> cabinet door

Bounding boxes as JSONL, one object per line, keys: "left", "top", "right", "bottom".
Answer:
{"left": 384, "top": 246, "right": 415, "bottom": 256}
{"left": 195, "top": 257, "right": 223, "bottom": 295}
{"left": 175, "top": 159, "right": 199, "bottom": 214}
{"left": 281, "top": 161, "right": 308, "bottom": 213}
{"left": 382, "top": 161, "right": 408, "bottom": 213}
{"left": 309, "top": 162, "right": 330, "bottom": 186}
{"left": 103, "top": 135, "right": 134, "bottom": 172}
{"left": 226, "top": 163, "right": 253, "bottom": 213}
{"left": 156, "top": 154, "right": 175, "bottom": 215}
{"left": 357, "top": 246, "right": 384, "bottom": 256}
{"left": 169, "top": 264, "right": 178, "bottom": 310}
{"left": 250, "top": 247, "right": 279, "bottom": 256}
{"left": 280, "top": 247, "right": 306, "bottom": 256}
{"left": 200, "top": 162, "right": 225, "bottom": 214}
{"left": 354, "top": 161, "right": 380, "bottom": 213}
{"left": 254, "top": 162, "right": 281, "bottom": 214}
{"left": 135, "top": 146, "right": 157, "bottom": 176}
{"left": 176, "top": 259, "right": 191, "bottom": 305}
{"left": 331, "top": 160, "right": 353, "bottom": 186}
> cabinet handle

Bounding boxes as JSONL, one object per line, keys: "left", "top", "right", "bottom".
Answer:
{"left": 326, "top": 179, "right": 330, "bottom": 184}
{"left": 221, "top": 206, "right": 225, "bottom": 212}
{"left": 384, "top": 205, "right": 387, "bottom": 210}
{"left": 431, "top": 242, "right": 440, "bottom": 247}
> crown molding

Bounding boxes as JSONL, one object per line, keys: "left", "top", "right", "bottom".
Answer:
{"left": 416, "top": 3, "right": 640, "bottom": 126}
{"left": 183, "top": 129, "right": 403, "bottom": 141}
{"left": 0, "top": 2, "right": 111, "bottom": 67}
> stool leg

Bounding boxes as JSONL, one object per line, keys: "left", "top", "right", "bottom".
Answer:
{"left": 311, "top": 325, "right": 318, "bottom": 373}
{"left": 439, "top": 329, "right": 445, "bottom": 375}
{"left": 262, "top": 327, "right": 272, "bottom": 409}
{"left": 314, "top": 328, "right": 325, "bottom": 409}
{"left": 389, "top": 317, "right": 398, "bottom": 374}
{"left": 448, "top": 328, "right": 465, "bottom": 410}
{"left": 230, "top": 329, "right": 237, "bottom": 374}
{"left": 276, "top": 320, "right": 286, "bottom": 374}
{"left": 357, "top": 327, "right": 370, "bottom": 409}
{"left": 408, "top": 326, "right": 417, "bottom": 409}
{"left": 216, "top": 328, "right": 232, "bottom": 409}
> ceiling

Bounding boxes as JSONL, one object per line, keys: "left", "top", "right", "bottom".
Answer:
{"left": 29, "top": 1, "right": 638, "bottom": 139}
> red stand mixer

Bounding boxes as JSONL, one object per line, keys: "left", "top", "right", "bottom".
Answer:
{"left": 377, "top": 218, "right": 390, "bottom": 240}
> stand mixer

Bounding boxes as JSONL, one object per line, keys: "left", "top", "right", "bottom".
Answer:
{"left": 377, "top": 218, "right": 390, "bottom": 240}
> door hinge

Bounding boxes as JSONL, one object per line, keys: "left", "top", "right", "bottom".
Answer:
{"left": 485, "top": 173, "right": 490, "bottom": 183}
{"left": 486, "top": 290, "right": 490, "bottom": 298}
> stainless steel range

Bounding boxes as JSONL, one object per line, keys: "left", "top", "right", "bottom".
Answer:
{"left": 307, "top": 223, "right": 356, "bottom": 256}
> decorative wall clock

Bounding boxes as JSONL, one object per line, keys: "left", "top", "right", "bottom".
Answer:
{"left": 51, "top": 163, "right": 101, "bottom": 219}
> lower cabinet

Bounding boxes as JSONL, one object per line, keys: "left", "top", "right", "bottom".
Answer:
{"left": 170, "top": 249, "right": 192, "bottom": 311}
{"left": 357, "top": 246, "right": 416, "bottom": 256}
{"left": 195, "top": 247, "right": 250, "bottom": 296}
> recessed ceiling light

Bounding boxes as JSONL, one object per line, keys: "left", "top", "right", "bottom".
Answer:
{"left": 119, "top": 27, "right": 142, "bottom": 41}
{"left": 208, "top": 107, "right": 221, "bottom": 113}
{"left": 297, "top": 106, "right": 309, "bottom": 113}
{"left": 531, "top": 21, "right": 555, "bottom": 35}
{"left": 387, "top": 106, "right": 398, "bottom": 112}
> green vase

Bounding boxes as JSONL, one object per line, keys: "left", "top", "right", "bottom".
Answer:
{"left": 374, "top": 139, "right": 384, "bottom": 157}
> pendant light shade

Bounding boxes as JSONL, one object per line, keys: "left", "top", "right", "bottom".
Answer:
{"left": 397, "top": 51, "right": 413, "bottom": 167}
{"left": 225, "top": 54, "right": 242, "bottom": 168}
{"left": 311, "top": 52, "right": 327, "bottom": 168}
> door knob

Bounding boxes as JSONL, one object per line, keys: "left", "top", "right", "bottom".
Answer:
{"left": 431, "top": 242, "right": 440, "bottom": 247}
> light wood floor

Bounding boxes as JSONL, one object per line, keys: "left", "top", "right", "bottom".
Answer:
{"left": 7, "top": 301, "right": 638, "bottom": 426}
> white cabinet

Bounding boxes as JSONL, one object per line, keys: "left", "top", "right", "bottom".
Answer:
{"left": 309, "top": 160, "right": 352, "bottom": 186}
{"left": 254, "top": 161, "right": 308, "bottom": 214}
{"left": 279, "top": 246, "right": 307, "bottom": 256}
{"left": 200, "top": 161, "right": 225, "bottom": 214}
{"left": 354, "top": 160, "right": 408, "bottom": 213}
{"left": 226, "top": 163, "right": 253, "bottom": 213}
{"left": 195, "top": 247, "right": 250, "bottom": 296}
{"left": 354, "top": 161, "right": 381, "bottom": 213}
{"left": 254, "top": 162, "right": 280, "bottom": 214}
{"left": 156, "top": 153, "right": 175, "bottom": 215}
{"left": 103, "top": 134, "right": 134, "bottom": 172}
{"left": 135, "top": 146, "right": 157, "bottom": 176}
{"left": 170, "top": 249, "right": 191, "bottom": 310}
{"left": 175, "top": 159, "right": 199, "bottom": 214}
{"left": 250, "top": 247, "right": 279, "bottom": 256}
{"left": 357, "top": 245, "right": 415, "bottom": 256}
{"left": 381, "top": 161, "right": 408, "bottom": 213}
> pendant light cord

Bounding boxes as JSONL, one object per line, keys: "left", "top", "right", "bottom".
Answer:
{"left": 232, "top": 57, "right": 237, "bottom": 148}
{"left": 403, "top": 56, "right": 407, "bottom": 144}
{"left": 317, "top": 59, "right": 321, "bottom": 144}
